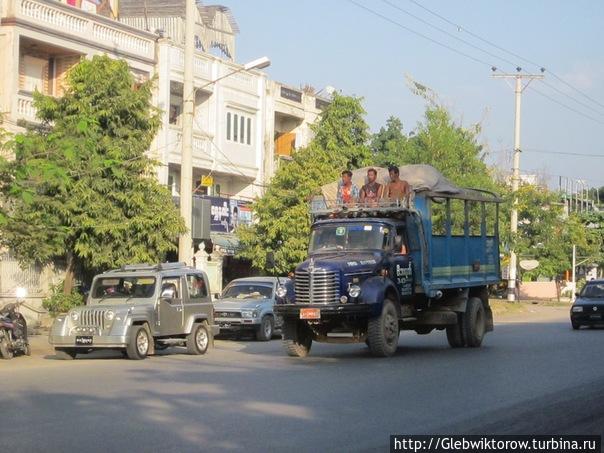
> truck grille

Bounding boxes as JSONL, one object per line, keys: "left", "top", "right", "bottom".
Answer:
{"left": 295, "top": 269, "right": 340, "bottom": 304}
{"left": 78, "top": 309, "right": 106, "bottom": 330}
{"left": 214, "top": 311, "right": 241, "bottom": 318}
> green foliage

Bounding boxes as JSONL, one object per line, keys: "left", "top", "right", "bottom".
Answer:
{"left": 371, "top": 116, "right": 408, "bottom": 167}
{"left": 0, "top": 55, "right": 185, "bottom": 289}
{"left": 237, "top": 93, "right": 371, "bottom": 274}
{"left": 42, "top": 282, "right": 85, "bottom": 316}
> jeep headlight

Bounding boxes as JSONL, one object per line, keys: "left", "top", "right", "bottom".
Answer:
{"left": 104, "top": 310, "right": 115, "bottom": 321}
{"left": 241, "top": 309, "right": 259, "bottom": 318}
{"left": 70, "top": 311, "right": 80, "bottom": 322}
{"left": 276, "top": 286, "right": 287, "bottom": 298}
{"left": 348, "top": 285, "right": 361, "bottom": 298}
{"left": 572, "top": 306, "right": 583, "bottom": 313}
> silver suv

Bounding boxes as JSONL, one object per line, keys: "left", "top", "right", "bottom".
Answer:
{"left": 49, "top": 263, "right": 219, "bottom": 360}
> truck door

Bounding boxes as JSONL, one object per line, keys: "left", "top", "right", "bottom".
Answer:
{"left": 389, "top": 226, "right": 414, "bottom": 298}
{"left": 158, "top": 276, "right": 184, "bottom": 335}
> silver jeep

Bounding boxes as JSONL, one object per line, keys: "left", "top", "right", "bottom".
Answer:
{"left": 49, "top": 263, "right": 219, "bottom": 360}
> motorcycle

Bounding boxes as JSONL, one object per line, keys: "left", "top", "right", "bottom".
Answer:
{"left": 0, "top": 301, "right": 31, "bottom": 359}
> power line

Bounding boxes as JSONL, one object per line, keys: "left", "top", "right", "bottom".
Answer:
{"left": 541, "top": 80, "right": 604, "bottom": 117}
{"left": 380, "top": 0, "right": 517, "bottom": 69}
{"left": 523, "top": 148, "right": 604, "bottom": 158}
{"left": 346, "top": 0, "right": 495, "bottom": 68}
{"left": 529, "top": 85, "right": 604, "bottom": 125}
{"left": 405, "top": 0, "right": 604, "bottom": 112}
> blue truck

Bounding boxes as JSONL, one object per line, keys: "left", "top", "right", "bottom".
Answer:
{"left": 274, "top": 165, "right": 502, "bottom": 357}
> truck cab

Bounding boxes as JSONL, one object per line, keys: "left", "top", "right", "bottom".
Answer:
{"left": 274, "top": 165, "right": 501, "bottom": 357}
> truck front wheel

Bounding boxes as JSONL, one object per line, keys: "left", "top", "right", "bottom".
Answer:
{"left": 367, "top": 298, "right": 399, "bottom": 357}
{"left": 282, "top": 319, "right": 312, "bottom": 357}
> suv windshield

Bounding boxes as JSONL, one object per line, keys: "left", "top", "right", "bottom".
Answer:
{"left": 309, "top": 223, "right": 390, "bottom": 254}
{"left": 223, "top": 284, "right": 273, "bottom": 299}
{"left": 92, "top": 276, "right": 156, "bottom": 301}
{"left": 580, "top": 283, "right": 604, "bottom": 299}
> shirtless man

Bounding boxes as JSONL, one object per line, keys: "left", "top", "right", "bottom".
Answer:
{"left": 360, "top": 168, "right": 383, "bottom": 205}
{"left": 383, "top": 166, "right": 411, "bottom": 203}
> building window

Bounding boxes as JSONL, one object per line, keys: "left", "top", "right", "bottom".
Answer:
{"left": 169, "top": 105, "right": 180, "bottom": 125}
{"left": 240, "top": 116, "right": 245, "bottom": 144}
{"left": 247, "top": 118, "right": 251, "bottom": 145}
{"left": 233, "top": 113, "right": 239, "bottom": 142}
{"left": 226, "top": 112, "right": 231, "bottom": 140}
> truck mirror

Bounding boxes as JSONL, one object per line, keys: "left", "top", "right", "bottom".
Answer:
{"left": 266, "top": 251, "right": 276, "bottom": 270}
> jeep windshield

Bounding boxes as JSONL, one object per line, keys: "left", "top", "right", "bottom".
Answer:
{"left": 91, "top": 276, "right": 156, "bottom": 301}
{"left": 222, "top": 284, "right": 273, "bottom": 299}
{"left": 309, "top": 223, "right": 390, "bottom": 254}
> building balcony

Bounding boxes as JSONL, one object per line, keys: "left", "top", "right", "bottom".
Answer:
{"left": 2, "top": 0, "right": 156, "bottom": 62}
{"left": 16, "top": 92, "right": 37, "bottom": 122}
{"left": 166, "top": 126, "right": 214, "bottom": 170}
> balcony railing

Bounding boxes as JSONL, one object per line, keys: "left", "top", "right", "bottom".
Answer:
{"left": 16, "top": 92, "right": 37, "bottom": 121}
{"left": 10, "top": 0, "right": 155, "bottom": 61}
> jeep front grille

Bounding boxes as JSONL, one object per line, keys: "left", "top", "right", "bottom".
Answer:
{"left": 214, "top": 311, "right": 241, "bottom": 318}
{"left": 295, "top": 269, "right": 340, "bottom": 304}
{"left": 78, "top": 309, "right": 106, "bottom": 330}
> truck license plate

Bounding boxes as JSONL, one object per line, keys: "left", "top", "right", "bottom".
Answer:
{"left": 75, "top": 336, "right": 93, "bottom": 346}
{"left": 300, "top": 308, "right": 320, "bottom": 320}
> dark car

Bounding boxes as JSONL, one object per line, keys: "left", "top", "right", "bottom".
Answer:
{"left": 571, "top": 280, "right": 604, "bottom": 329}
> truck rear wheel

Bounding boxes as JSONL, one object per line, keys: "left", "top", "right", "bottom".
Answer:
{"left": 367, "top": 298, "right": 399, "bottom": 357}
{"left": 463, "top": 297, "right": 486, "bottom": 347}
{"left": 446, "top": 320, "right": 465, "bottom": 348}
{"left": 282, "top": 319, "right": 312, "bottom": 357}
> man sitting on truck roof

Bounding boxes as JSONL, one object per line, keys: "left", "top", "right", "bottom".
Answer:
{"left": 383, "top": 166, "right": 411, "bottom": 204}
{"left": 336, "top": 170, "right": 360, "bottom": 206}
{"left": 360, "top": 168, "right": 383, "bottom": 206}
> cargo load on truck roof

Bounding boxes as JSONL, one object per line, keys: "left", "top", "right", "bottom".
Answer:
{"left": 312, "top": 164, "right": 500, "bottom": 218}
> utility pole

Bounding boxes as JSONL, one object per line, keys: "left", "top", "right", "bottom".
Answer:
{"left": 492, "top": 70, "right": 544, "bottom": 302}
{"left": 572, "top": 244, "right": 576, "bottom": 302}
{"left": 178, "top": 0, "right": 196, "bottom": 264}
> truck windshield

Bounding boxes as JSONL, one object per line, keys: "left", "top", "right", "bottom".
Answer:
{"left": 92, "top": 276, "right": 156, "bottom": 300}
{"left": 309, "top": 224, "right": 389, "bottom": 253}
{"left": 223, "top": 284, "right": 273, "bottom": 299}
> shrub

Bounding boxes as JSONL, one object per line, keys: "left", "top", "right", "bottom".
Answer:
{"left": 43, "top": 282, "right": 85, "bottom": 316}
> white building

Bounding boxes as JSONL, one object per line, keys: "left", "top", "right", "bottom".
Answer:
{"left": 0, "top": 0, "right": 330, "bottom": 298}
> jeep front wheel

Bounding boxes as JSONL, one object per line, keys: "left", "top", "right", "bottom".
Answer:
{"left": 187, "top": 322, "right": 210, "bottom": 355}
{"left": 126, "top": 326, "right": 150, "bottom": 360}
{"left": 282, "top": 319, "right": 312, "bottom": 357}
{"left": 256, "top": 315, "right": 274, "bottom": 341}
{"left": 367, "top": 298, "right": 399, "bottom": 357}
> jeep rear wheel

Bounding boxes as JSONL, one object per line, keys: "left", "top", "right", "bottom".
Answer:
{"left": 187, "top": 322, "right": 210, "bottom": 355}
{"left": 282, "top": 319, "right": 312, "bottom": 357}
{"left": 256, "top": 315, "right": 274, "bottom": 341}
{"left": 126, "top": 326, "right": 150, "bottom": 360}
{"left": 367, "top": 298, "right": 399, "bottom": 357}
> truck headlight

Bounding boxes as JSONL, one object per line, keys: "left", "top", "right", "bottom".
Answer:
{"left": 104, "top": 310, "right": 115, "bottom": 321}
{"left": 348, "top": 285, "right": 361, "bottom": 298}
{"left": 242, "top": 309, "right": 259, "bottom": 318}
{"left": 70, "top": 311, "right": 80, "bottom": 322}
{"left": 276, "top": 286, "right": 287, "bottom": 298}
{"left": 572, "top": 306, "right": 583, "bottom": 313}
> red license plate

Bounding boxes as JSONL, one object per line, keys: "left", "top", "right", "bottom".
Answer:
{"left": 300, "top": 308, "right": 320, "bottom": 320}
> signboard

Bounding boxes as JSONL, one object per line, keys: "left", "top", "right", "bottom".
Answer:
{"left": 207, "top": 196, "right": 253, "bottom": 233}
{"left": 280, "top": 86, "right": 302, "bottom": 103}
{"left": 315, "top": 98, "right": 330, "bottom": 110}
{"left": 200, "top": 175, "right": 214, "bottom": 187}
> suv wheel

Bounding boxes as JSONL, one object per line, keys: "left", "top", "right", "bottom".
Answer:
{"left": 367, "top": 298, "right": 399, "bottom": 357}
{"left": 256, "top": 315, "right": 274, "bottom": 341}
{"left": 282, "top": 319, "right": 312, "bottom": 357}
{"left": 126, "top": 325, "right": 150, "bottom": 360}
{"left": 187, "top": 322, "right": 210, "bottom": 355}
{"left": 55, "top": 348, "right": 76, "bottom": 360}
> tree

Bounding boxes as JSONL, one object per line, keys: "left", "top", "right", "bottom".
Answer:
{"left": 0, "top": 55, "right": 185, "bottom": 293}
{"left": 370, "top": 116, "right": 408, "bottom": 167}
{"left": 237, "top": 93, "right": 371, "bottom": 274}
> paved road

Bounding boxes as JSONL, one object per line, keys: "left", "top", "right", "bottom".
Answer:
{"left": 1, "top": 305, "right": 603, "bottom": 452}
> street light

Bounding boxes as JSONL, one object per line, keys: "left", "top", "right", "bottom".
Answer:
{"left": 178, "top": 55, "right": 271, "bottom": 264}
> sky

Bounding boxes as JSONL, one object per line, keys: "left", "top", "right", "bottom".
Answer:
{"left": 224, "top": 0, "right": 604, "bottom": 190}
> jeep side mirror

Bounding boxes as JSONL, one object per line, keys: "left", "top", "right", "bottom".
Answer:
{"left": 575, "top": 292, "right": 580, "bottom": 297}
{"left": 214, "top": 293, "right": 220, "bottom": 300}
{"left": 266, "top": 251, "right": 276, "bottom": 270}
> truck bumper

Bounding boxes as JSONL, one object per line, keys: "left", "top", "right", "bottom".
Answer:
{"left": 48, "top": 333, "right": 129, "bottom": 349}
{"left": 274, "top": 303, "right": 372, "bottom": 318}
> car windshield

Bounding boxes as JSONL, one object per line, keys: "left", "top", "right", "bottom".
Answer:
{"left": 580, "top": 283, "right": 604, "bottom": 298}
{"left": 309, "top": 223, "right": 390, "bottom": 253}
{"left": 92, "top": 276, "right": 156, "bottom": 301}
{"left": 223, "top": 284, "right": 273, "bottom": 299}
